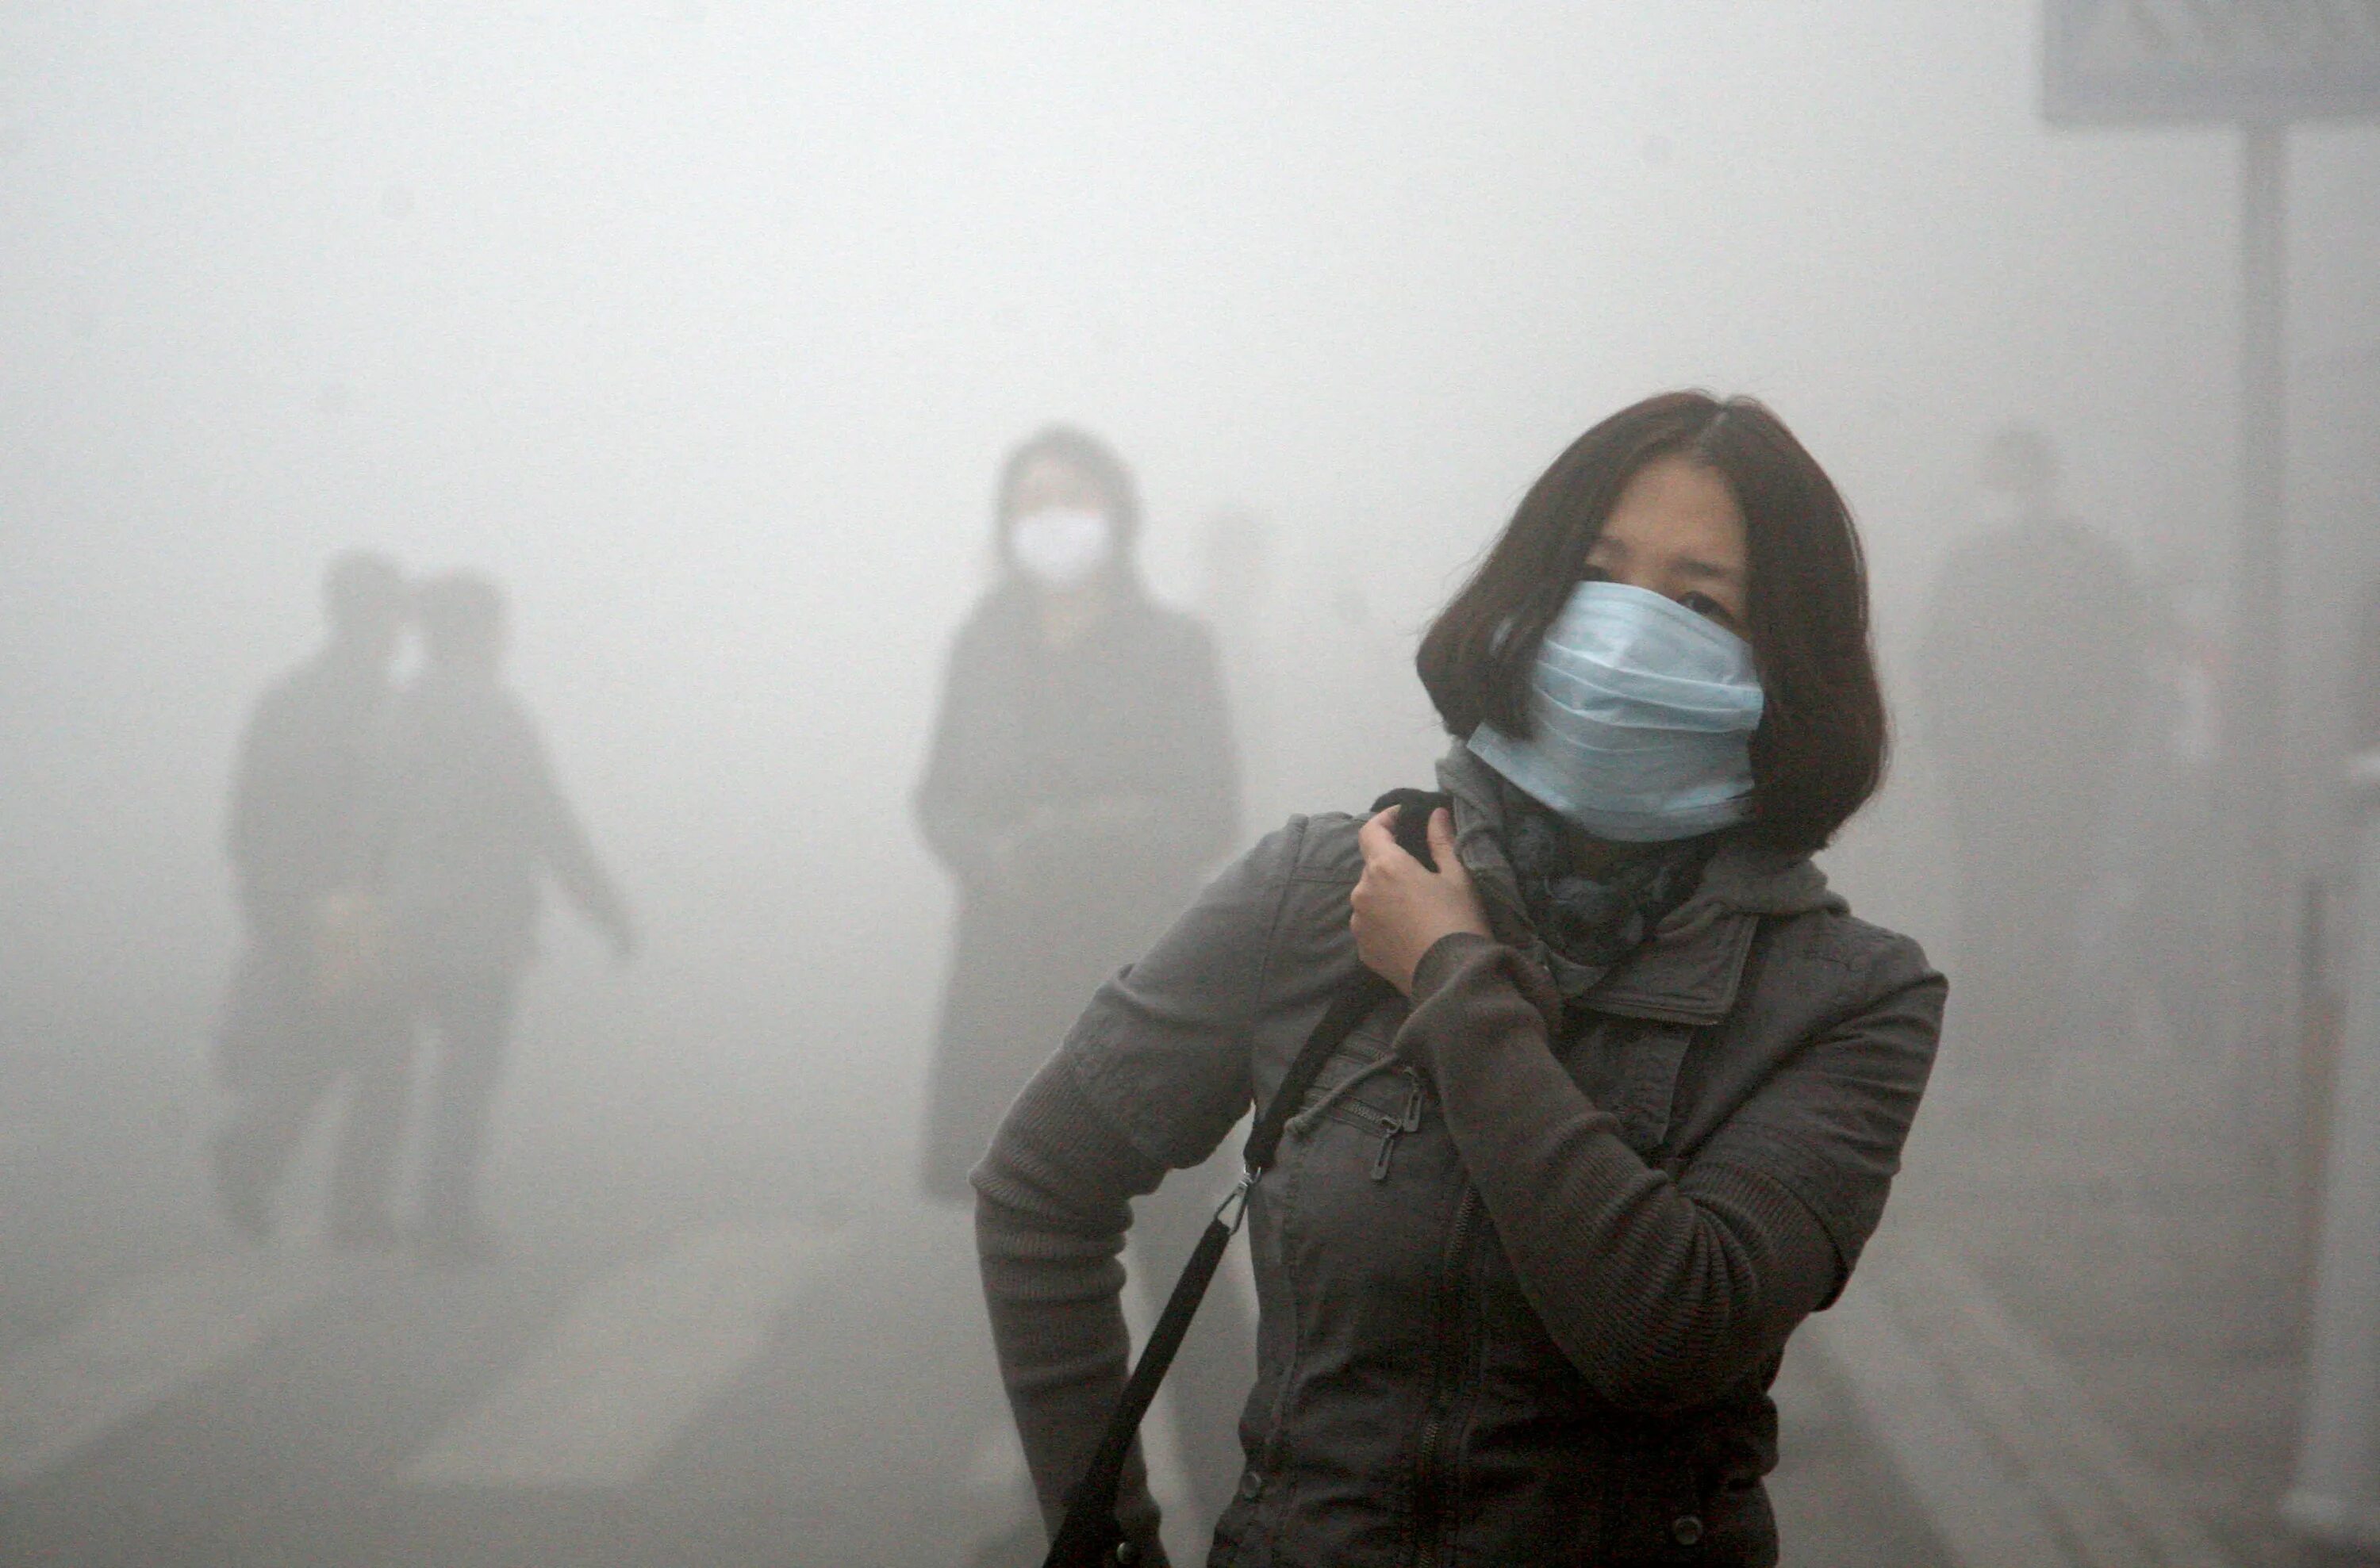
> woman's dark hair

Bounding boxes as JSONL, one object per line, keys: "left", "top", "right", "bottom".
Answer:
{"left": 1417, "top": 390, "right": 1887, "bottom": 855}
{"left": 992, "top": 424, "right": 1143, "bottom": 580}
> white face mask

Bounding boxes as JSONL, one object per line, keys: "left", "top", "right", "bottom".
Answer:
{"left": 1009, "top": 507, "right": 1113, "bottom": 588}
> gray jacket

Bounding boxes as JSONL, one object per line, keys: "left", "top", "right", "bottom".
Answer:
{"left": 975, "top": 747, "right": 1945, "bottom": 1566}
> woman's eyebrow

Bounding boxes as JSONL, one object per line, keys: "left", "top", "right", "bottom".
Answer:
{"left": 1675, "top": 557, "right": 1747, "bottom": 585}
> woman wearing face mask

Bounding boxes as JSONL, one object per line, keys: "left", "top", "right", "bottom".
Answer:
{"left": 918, "top": 427, "right": 1245, "bottom": 1560}
{"left": 976, "top": 393, "right": 1944, "bottom": 1566}
{"left": 918, "top": 424, "right": 1240, "bottom": 1201}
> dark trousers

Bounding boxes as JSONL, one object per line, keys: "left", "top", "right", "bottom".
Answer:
{"left": 335, "top": 965, "right": 521, "bottom": 1233}
{"left": 215, "top": 947, "right": 410, "bottom": 1224}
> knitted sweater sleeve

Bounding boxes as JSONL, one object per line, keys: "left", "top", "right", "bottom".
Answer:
{"left": 970, "top": 820, "right": 1315, "bottom": 1565}
{"left": 1400, "top": 930, "right": 1940, "bottom": 1415}
{"left": 975, "top": 1052, "right": 1174, "bottom": 1562}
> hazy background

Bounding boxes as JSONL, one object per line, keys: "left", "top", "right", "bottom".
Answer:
{"left": 3, "top": 0, "right": 2377, "bottom": 1252}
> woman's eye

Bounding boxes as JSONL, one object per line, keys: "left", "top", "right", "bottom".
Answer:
{"left": 1679, "top": 592, "right": 1731, "bottom": 623}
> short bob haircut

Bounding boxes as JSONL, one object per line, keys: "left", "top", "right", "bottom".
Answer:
{"left": 992, "top": 424, "right": 1144, "bottom": 583}
{"left": 1417, "top": 390, "right": 1887, "bottom": 857}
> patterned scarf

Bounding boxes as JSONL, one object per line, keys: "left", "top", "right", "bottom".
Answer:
{"left": 1498, "top": 780, "right": 1722, "bottom": 972}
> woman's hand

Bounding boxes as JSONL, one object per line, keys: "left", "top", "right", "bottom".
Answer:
{"left": 1351, "top": 806, "right": 1491, "bottom": 995}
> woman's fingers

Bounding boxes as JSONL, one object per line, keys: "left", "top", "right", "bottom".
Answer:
{"left": 1351, "top": 803, "right": 1491, "bottom": 995}
{"left": 1350, "top": 811, "right": 1395, "bottom": 978}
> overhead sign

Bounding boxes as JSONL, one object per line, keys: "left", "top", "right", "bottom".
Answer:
{"left": 2044, "top": 0, "right": 2380, "bottom": 123}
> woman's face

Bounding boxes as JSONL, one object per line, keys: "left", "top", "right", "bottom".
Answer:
{"left": 1007, "top": 454, "right": 1111, "bottom": 529}
{"left": 1579, "top": 455, "right": 1750, "bottom": 637}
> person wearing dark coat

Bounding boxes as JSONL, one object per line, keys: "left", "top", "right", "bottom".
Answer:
{"left": 339, "top": 570, "right": 635, "bottom": 1259}
{"left": 212, "top": 550, "right": 413, "bottom": 1244}
{"left": 1918, "top": 427, "right": 2148, "bottom": 1073}
{"left": 973, "top": 393, "right": 1944, "bottom": 1566}
{"left": 916, "top": 425, "right": 1241, "bottom": 1557}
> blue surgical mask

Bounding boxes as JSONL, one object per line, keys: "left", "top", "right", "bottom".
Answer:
{"left": 1468, "top": 580, "right": 1764, "bottom": 842}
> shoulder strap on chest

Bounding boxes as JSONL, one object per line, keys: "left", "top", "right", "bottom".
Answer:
{"left": 1040, "top": 786, "right": 1444, "bottom": 1568}
{"left": 1244, "top": 787, "right": 1442, "bottom": 1170}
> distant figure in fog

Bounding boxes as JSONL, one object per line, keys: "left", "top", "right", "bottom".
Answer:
{"left": 212, "top": 550, "right": 411, "bottom": 1243}
{"left": 916, "top": 429, "right": 1240, "bottom": 1194}
{"left": 916, "top": 425, "right": 1240, "bottom": 1558}
{"left": 339, "top": 571, "right": 635, "bottom": 1260}
{"left": 1919, "top": 426, "right": 2148, "bottom": 1071}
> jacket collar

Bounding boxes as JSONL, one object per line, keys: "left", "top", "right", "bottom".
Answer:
{"left": 1436, "top": 744, "right": 1842, "bottom": 1026}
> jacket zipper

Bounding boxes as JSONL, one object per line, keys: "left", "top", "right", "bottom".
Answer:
{"left": 1409, "top": 1186, "right": 1478, "bottom": 1566}
{"left": 1369, "top": 1071, "right": 1427, "bottom": 1181}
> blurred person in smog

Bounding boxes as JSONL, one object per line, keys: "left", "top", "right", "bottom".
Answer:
{"left": 1918, "top": 426, "right": 2148, "bottom": 1073}
{"left": 212, "top": 549, "right": 413, "bottom": 1245}
{"left": 974, "top": 393, "right": 1944, "bottom": 1566}
{"left": 339, "top": 569, "right": 635, "bottom": 1260}
{"left": 916, "top": 425, "right": 1242, "bottom": 1556}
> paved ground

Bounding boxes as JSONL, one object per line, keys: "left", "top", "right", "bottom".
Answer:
{"left": 0, "top": 1102, "right": 1953, "bottom": 1568}
{"left": 11, "top": 956, "right": 2361, "bottom": 1568}
{"left": 1879, "top": 997, "right": 2345, "bottom": 1568}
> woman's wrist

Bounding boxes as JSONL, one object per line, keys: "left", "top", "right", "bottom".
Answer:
{"left": 1410, "top": 930, "right": 1503, "bottom": 1005}
{"left": 1399, "top": 934, "right": 1565, "bottom": 1080}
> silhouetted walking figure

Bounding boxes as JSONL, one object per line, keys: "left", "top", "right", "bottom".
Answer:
{"left": 213, "top": 550, "right": 411, "bottom": 1244}
{"left": 916, "top": 426, "right": 1240, "bottom": 1559}
{"left": 1920, "top": 427, "right": 2148, "bottom": 1072}
{"left": 341, "top": 571, "right": 635, "bottom": 1260}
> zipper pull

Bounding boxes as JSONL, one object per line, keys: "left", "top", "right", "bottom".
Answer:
{"left": 1371, "top": 1074, "right": 1427, "bottom": 1182}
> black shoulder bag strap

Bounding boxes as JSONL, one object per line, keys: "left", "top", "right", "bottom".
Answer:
{"left": 1042, "top": 788, "right": 1449, "bottom": 1568}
